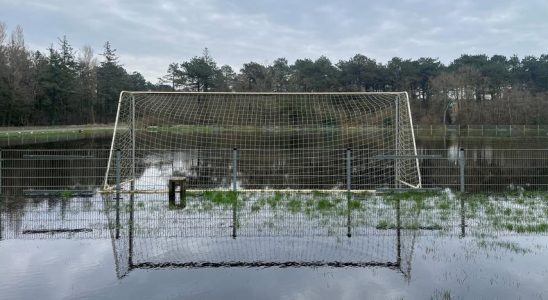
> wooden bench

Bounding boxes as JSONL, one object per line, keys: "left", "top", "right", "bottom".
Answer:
{"left": 168, "top": 177, "right": 187, "bottom": 209}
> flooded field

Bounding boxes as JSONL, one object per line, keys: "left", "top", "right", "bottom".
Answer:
{"left": 2, "top": 190, "right": 548, "bottom": 299}
{"left": 1, "top": 133, "right": 548, "bottom": 299}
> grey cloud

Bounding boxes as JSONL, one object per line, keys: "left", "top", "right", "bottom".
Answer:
{"left": 0, "top": 0, "right": 546, "bottom": 81}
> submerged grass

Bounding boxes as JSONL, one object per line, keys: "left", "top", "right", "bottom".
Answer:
{"left": 477, "top": 239, "right": 531, "bottom": 254}
{"left": 145, "top": 189, "right": 548, "bottom": 235}
{"left": 202, "top": 191, "right": 238, "bottom": 206}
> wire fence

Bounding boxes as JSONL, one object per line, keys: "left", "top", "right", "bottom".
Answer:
{"left": 414, "top": 124, "right": 548, "bottom": 137}
{"left": 0, "top": 148, "right": 546, "bottom": 195}
{"left": 1, "top": 148, "right": 547, "bottom": 242}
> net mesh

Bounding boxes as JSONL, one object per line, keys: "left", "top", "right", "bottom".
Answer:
{"left": 102, "top": 191, "right": 418, "bottom": 278}
{"left": 104, "top": 92, "right": 420, "bottom": 191}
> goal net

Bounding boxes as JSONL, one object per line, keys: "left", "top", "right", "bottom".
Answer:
{"left": 103, "top": 92, "right": 421, "bottom": 191}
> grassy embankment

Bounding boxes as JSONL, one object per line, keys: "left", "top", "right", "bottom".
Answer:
{"left": 0, "top": 125, "right": 115, "bottom": 145}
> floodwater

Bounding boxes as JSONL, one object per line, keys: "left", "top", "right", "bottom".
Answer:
{"left": 1, "top": 133, "right": 548, "bottom": 299}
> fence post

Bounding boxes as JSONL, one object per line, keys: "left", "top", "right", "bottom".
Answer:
{"left": 346, "top": 148, "right": 352, "bottom": 238}
{"left": 458, "top": 148, "right": 465, "bottom": 193}
{"left": 232, "top": 148, "right": 238, "bottom": 239}
{"left": 115, "top": 149, "right": 121, "bottom": 239}
{"left": 394, "top": 98, "right": 400, "bottom": 189}
{"left": 460, "top": 196, "right": 466, "bottom": 238}
{"left": 396, "top": 198, "right": 401, "bottom": 265}
{"left": 0, "top": 148, "right": 2, "bottom": 196}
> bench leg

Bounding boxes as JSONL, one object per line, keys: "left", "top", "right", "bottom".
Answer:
{"left": 179, "top": 184, "right": 186, "bottom": 208}
{"left": 169, "top": 180, "right": 176, "bottom": 207}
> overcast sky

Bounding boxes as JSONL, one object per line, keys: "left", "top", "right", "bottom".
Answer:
{"left": 1, "top": 0, "right": 547, "bottom": 82}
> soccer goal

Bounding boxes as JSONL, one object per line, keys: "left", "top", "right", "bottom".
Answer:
{"left": 103, "top": 92, "right": 421, "bottom": 192}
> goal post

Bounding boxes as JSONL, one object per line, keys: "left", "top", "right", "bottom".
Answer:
{"left": 103, "top": 92, "right": 421, "bottom": 192}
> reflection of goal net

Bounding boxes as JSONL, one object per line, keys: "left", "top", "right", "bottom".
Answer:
{"left": 103, "top": 92, "right": 420, "bottom": 191}
{"left": 103, "top": 191, "right": 417, "bottom": 278}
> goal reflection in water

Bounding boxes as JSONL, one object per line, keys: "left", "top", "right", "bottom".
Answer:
{"left": 0, "top": 192, "right": 417, "bottom": 279}
{"left": 102, "top": 190, "right": 418, "bottom": 278}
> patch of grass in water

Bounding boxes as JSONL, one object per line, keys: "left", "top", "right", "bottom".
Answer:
{"left": 477, "top": 239, "right": 530, "bottom": 254}
{"left": 376, "top": 220, "right": 390, "bottom": 230}
{"left": 523, "top": 190, "right": 548, "bottom": 199}
{"left": 287, "top": 198, "right": 301, "bottom": 213}
{"left": 317, "top": 198, "right": 335, "bottom": 210}
{"left": 267, "top": 191, "right": 284, "bottom": 208}
{"left": 383, "top": 189, "right": 441, "bottom": 201}
{"left": 348, "top": 199, "right": 362, "bottom": 210}
{"left": 355, "top": 191, "right": 373, "bottom": 197}
{"left": 58, "top": 190, "right": 74, "bottom": 199}
{"left": 438, "top": 200, "right": 450, "bottom": 210}
{"left": 199, "top": 201, "right": 213, "bottom": 212}
{"left": 251, "top": 201, "right": 262, "bottom": 212}
{"left": 430, "top": 289, "right": 452, "bottom": 300}
{"left": 203, "top": 191, "right": 238, "bottom": 206}
{"left": 485, "top": 203, "right": 496, "bottom": 216}
{"left": 513, "top": 223, "right": 548, "bottom": 233}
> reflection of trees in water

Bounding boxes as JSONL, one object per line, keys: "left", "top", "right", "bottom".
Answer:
{"left": 1, "top": 149, "right": 109, "bottom": 196}
{"left": 417, "top": 148, "right": 548, "bottom": 192}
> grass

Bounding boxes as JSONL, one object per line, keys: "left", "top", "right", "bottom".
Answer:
{"left": 112, "top": 189, "right": 548, "bottom": 237}
{"left": 512, "top": 223, "right": 548, "bottom": 233}
{"left": 203, "top": 191, "right": 238, "bottom": 206}
{"left": 477, "top": 239, "right": 530, "bottom": 254}
{"left": 267, "top": 191, "right": 284, "bottom": 208}
{"left": 317, "top": 198, "right": 335, "bottom": 210}
{"left": 0, "top": 125, "right": 114, "bottom": 143}
{"left": 287, "top": 199, "right": 301, "bottom": 213}
{"left": 58, "top": 190, "right": 74, "bottom": 198}
{"left": 430, "top": 289, "right": 452, "bottom": 300}
{"left": 348, "top": 199, "right": 362, "bottom": 210}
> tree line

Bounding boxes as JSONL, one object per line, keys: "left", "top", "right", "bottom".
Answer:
{"left": 1, "top": 23, "right": 548, "bottom": 126}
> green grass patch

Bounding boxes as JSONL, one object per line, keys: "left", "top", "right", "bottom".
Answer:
{"left": 287, "top": 199, "right": 301, "bottom": 213}
{"left": 376, "top": 220, "right": 390, "bottom": 230}
{"left": 438, "top": 200, "right": 450, "bottom": 210}
{"left": 267, "top": 191, "right": 284, "bottom": 208}
{"left": 348, "top": 199, "right": 362, "bottom": 210}
{"left": 203, "top": 191, "right": 238, "bottom": 206}
{"left": 513, "top": 223, "right": 548, "bottom": 233}
{"left": 477, "top": 239, "right": 530, "bottom": 254}
{"left": 317, "top": 198, "right": 335, "bottom": 210}
{"left": 58, "top": 190, "right": 74, "bottom": 198}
